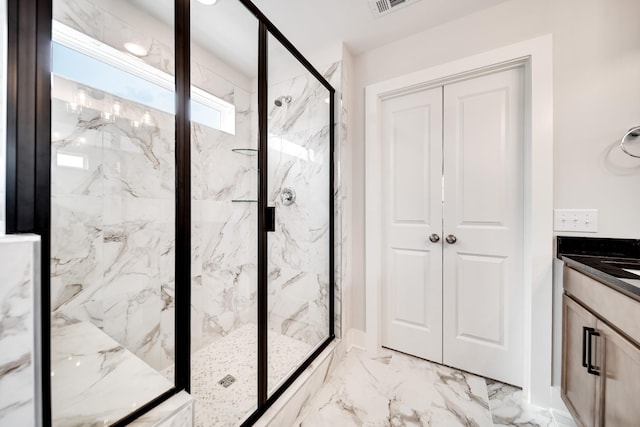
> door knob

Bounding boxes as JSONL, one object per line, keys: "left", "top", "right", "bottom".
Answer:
{"left": 445, "top": 234, "right": 457, "bottom": 244}
{"left": 429, "top": 233, "right": 440, "bottom": 243}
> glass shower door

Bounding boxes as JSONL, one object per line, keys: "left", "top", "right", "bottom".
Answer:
{"left": 50, "top": 0, "right": 176, "bottom": 424}
{"left": 266, "top": 32, "right": 333, "bottom": 395}
{"left": 190, "top": 1, "right": 259, "bottom": 425}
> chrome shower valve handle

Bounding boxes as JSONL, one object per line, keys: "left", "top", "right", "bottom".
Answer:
{"left": 281, "top": 188, "right": 296, "bottom": 206}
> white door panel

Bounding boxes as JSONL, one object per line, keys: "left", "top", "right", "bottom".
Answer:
{"left": 391, "top": 249, "right": 431, "bottom": 326}
{"left": 443, "top": 68, "right": 524, "bottom": 386}
{"left": 455, "top": 253, "right": 506, "bottom": 345}
{"left": 381, "top": 87, "right": 443, "bottom": 363}
{"left": 380, "top": 67, "right": 524, "bottom": 386}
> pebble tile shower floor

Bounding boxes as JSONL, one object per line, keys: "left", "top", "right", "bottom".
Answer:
{"left": 165, "top": 323, "right": 313, "bottom": 426}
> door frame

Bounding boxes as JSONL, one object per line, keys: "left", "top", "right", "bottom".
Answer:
{"left": 365, "top": 35, "right": 553, "bottom": 407}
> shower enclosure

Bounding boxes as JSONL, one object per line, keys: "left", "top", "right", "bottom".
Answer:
{"left": 6, "top": 0, "right": 334, "bottom": 425}
{"left": 188, "top": 4, "right": 334, "bottom": 423}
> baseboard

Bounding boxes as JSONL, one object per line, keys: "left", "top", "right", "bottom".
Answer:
{"left": 549, "top": 386, "right": 576, "bottom": 426}
{"left": 346, "top": 328, "right": 366, "bottom": 351}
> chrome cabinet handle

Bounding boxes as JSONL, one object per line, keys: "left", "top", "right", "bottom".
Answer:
{"left": 445, "top": 234, "right": 457, "bottom": 244}
{"left": 429, "top": 234, "right": 440, "bottom": 243}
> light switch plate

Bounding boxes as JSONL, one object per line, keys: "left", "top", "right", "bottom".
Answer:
{"left": 554, "top": 209, "right": 598, "bottom": 233}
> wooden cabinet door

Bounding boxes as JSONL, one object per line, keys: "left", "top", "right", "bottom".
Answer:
{"left": 562, "top": 295, "right": 598, "bottom": 427}
{"left": 596, "top": 320, "right": 640, "bottom": 426}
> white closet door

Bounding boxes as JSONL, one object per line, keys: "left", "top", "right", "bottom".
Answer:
{"left": 381, "top": 87, "right": 444, "bottom": 363}
{"left": 442, "top": 67, "right": 525, "bottom": 386}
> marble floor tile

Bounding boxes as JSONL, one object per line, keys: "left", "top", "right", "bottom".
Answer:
{"left": 295, "top": 348, "right": 568, "bottom": 427}
{"left": 487, "top": 380, "right": 554, "bottom": 427}
{"left": 550, "top": 411, "right": 577, "bottom": 427}
{"left": 295, "top": 348, "right": 493, "bottom": 427}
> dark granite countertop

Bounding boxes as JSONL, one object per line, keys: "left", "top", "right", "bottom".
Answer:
{"left": 558, "top": 236, "right": 640, "bottom": 303}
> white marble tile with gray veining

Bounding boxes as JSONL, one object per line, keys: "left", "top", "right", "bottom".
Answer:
{"left": 0, "top": 237, "right": 38, "bottom": 427}
{"left": 265, "top": 62, "right": 335, "bottom": 348}
{"left": 487, "top": 380, "right": 555, "bottom": 427}
{"left": 51, "top": 322, "right": 174, "bottom": 427}
{"left": 331, "top": 60, "right": 347, "bottom": 339}
{"left": 101, "top": 108, "right": 175, "bottom": 200}
{"left": 129, "top": 391, "right": 193, "bottom": 427}
{"left": 257, "top": 340, "right": 345, "bottom": 427}
{"left": 296, "top": 348, "right": 493, "bottom": 427}
{"left": 101, "top": 196, "right": 175, "bottom": 371}
{"left": 50, "top": 195, "right": 103, "bottom": 321}
{"left": 51, "top": 85, "right": 177, "bottom": 374}
{"left": 189, "top": 68, "right": 258, "bottom": 353}
{"left": 191, "top": 62, "right": 236, "bottom": 105}
{"left": 104, "top": 10, "right": 174, "bottom": 75}
{"left": 53, "top": 0, "right": 103, "bottom": 41}
{"left": 56, "top": 0, "right": 174, "bottom": 76}
{"left": 190, "top": 199, "right": 257, "bottom": 352}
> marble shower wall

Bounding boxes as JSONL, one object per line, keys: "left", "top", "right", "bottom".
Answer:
{"left": 335, "top": 59, "right": 349, "bottom": 340}
{"left": 0, "top": 235, "right": 40, "bottom": 427}
{"left": 192, "top": 59, "right": 346, "bottom": 352}
{"left": 190, "top": 72, "right": 258, "bottom": 354}
{"left": 265, "top": 61, "right": 340, "bottom": 346}
{"left": 53, "top": 0, "right": 347, "bottom": 356}
{"left": 50, "top": 81, "right": 176, "bottom": 372}
{"left": 53, "top": 0, "right": 174, "bottom": 77}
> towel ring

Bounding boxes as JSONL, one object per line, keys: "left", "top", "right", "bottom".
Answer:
{"left": 620, "top": 126, "right": 640, "bottom": 158}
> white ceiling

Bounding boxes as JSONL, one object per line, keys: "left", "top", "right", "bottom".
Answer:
{"left": 131, "top": 0, "right": 511, "bottom": 77}
{"left": 249, "top": 0, "right": 511, "bottom": 55}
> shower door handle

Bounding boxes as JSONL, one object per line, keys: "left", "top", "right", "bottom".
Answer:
{"left": 265, "top": 207, "right": 276, "bottom": 232}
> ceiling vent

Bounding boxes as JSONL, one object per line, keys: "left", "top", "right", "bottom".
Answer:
{"left": 368, "top": 0, "right": 422, "bottom": 18}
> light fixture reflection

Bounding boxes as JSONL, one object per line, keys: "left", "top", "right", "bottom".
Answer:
{"left": 141, "top": 110, "right": 153, "bottom": 126}
{"left": 124, "top": 42, "right": 148, "bottom": 57}
{"left": 66, "top": 87, "right": 89, "bottom": 113}
{"left": 197, "top": 0, "right": 218, "bottom": 5}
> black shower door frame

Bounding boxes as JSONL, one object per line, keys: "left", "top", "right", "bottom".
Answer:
{"left": 5, "top": 0, "right": 335, "bottom": 425}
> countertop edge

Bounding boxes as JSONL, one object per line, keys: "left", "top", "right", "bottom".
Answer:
{"left": 562, "top": 255, "right": 640, "bottom": 304}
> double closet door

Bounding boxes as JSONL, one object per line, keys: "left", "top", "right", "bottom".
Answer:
{"left": 381, "top": 67, "right": 525, "bottom": 386}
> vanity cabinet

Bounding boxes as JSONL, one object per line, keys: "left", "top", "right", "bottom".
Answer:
{"left": 562, "top": 266, "right": 640, "bottom": 427}
{"left": 562, "top": 296, "right": 597, "bottom": 427}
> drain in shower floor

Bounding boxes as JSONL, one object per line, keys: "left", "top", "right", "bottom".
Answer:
{"left": 218, "top": 374, "right": 236, "bottom": 388}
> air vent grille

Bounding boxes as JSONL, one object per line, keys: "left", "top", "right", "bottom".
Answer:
{"left": 376, "top": 0, "right": 389, "bottom": 13}
{"left": 369, "top": 0, "right": 421, "bottom": 18}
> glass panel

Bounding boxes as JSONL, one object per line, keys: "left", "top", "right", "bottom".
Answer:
{"left": 267, "top": 33, "right": 332, "bottom": 395}
{"left": 190, "top": 1, "right": 259, "bottom": 425}
{"left": 50, "top": 0, "right": 175, "bottom": 424}
{"left": 0, "top": 1, "right": 5, "bottom": 235}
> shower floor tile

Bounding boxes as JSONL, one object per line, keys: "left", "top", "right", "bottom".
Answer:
{"left": 166, "top": 323, "right": 313, "bottom": 427}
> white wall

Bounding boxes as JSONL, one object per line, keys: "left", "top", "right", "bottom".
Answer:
{"left": 350, "top": 0, "right": 640, "bottom": 382}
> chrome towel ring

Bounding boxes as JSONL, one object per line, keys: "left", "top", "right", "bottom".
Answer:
{"left": 620, "top": 125, "right": 640, "bottom": 158}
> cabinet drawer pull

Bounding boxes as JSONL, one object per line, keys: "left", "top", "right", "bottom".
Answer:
{"left": 587, "top": 328, "right": 600, "bottom": 376}
{"left": 582, "top": 326, "right": 591, "bottom": 368}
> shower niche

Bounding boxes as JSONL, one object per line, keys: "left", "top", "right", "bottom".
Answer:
{"left": 45, "top": 0, "right": 335, "bottom": 426}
